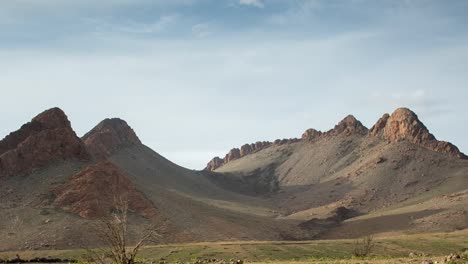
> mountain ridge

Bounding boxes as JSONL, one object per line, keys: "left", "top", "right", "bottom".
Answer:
{"left": 0, "top": 106, "right": 466, "bottom": 251}
{"left": 206, "top": 107, "right": 466, "bottom": 171}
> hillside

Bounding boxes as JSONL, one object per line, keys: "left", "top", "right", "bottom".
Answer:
{"left": 0, "top": 108, "right": 314, "bottom": 251}
{"left": 207, "top": 108, "right": 468, "bottom": 238}
{"left": 0, "top": 107, "right": 466, "bottom": 251}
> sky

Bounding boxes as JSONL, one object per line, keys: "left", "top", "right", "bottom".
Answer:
{"left": 1, "top": 0, "right": 468, "bottom": 169}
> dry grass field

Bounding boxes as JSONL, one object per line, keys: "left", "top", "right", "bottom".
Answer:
{"left": 1, "top": 230, "right": 466, "bottom": 264}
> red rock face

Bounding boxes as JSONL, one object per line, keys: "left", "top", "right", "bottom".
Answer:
{"left": 240, "top": 144, "right": 253, "bottom": 156}
{"left": 302, "top": 128, "right": 323, "bottom": 141}
{"left": 206, "top": 157, "right": 224, "bottom": 171}
{"left": 370, "top": 108, "right": 466, "bottom": 158}
{"left": 0, "top": 108, "right": 89, "bottom": 177}
{"left": 369, "top": 113, "right": 390, "bottom": 137}
{"left": 326, "top": 115, "right": 369, "bottom": 136}
{"left": 53, "top": 161, "right": 157, "bottom": 219}
{"left": 82, "top": 118, "right": 141, "bottom": 159}
{"left": 224, "top": 148, "right": 241, "bottom": 163}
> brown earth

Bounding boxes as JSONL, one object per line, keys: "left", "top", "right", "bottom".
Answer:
{"left": 213, "top": 107, "right": 468, "bottom": 238}
{"left": 0, "top": 106, "right": 467, "bottom": 251}
{"left": 53, "top": 161, "right": 157, "bottom": 219}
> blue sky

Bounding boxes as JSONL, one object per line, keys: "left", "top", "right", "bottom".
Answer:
{"left": 1, "top": 0, "right": 468, "bottom": 169}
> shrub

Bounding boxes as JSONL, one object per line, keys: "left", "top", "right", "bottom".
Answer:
{"left": 352, "top": 235, "right": 375, "bottom": 257}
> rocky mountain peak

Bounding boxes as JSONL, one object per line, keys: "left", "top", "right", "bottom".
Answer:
{"left": 0, "top": 108, "right": 89, "bottom": 177}
{"left": 32, "top": 107, "right": 71, "bottom": 129}
{"left": 383, "top": 108, "right": 434, "bottom": 143}
{"left": 327, "top": 115, "right": 368, "bottom": 136}
{"left": 82, "top": 118, "right": 141, "bottom": 159}
{"left": 370, "top": 107, "right": 466, "bottom": 158}
{"left": 302, "top": 128, "right": 323, "bottom": 141}
{"left": 369, "top": 113, "right": 390, "bottom": 137}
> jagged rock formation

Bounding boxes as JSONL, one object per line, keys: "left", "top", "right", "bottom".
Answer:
{"left": 0, "top": 107, "right": 89, "bottom": 177}
{"left": 1, "top": 106, "right": 468, "bottom": 250}
{"left": 225, "top": 148, "right": 241, "bottom": 163}
{"left": 53, "top": 161, "right": 157, "bottom": 219}
{"left": 302, "top": 115, "right": 368, "bottom": 141}
{"left": 82, "top": 118, "right": 141, "bottom": 159}
{"left": 369, "top": 113, "right": 390, "bottom": 137}
{"left": 205, "top": 139, "right": 301, "bottom": 171}
{"left": 302, "top": 128, "right": 323, "bottom": 141}
{"left": 325, "top": 115, "right": 368, "bottom": 136}
{"left": 206, "top": 156, "right": 224, "bottom": 171}
{"left": 206, "top": 108, "right": 466, "bottom": 171}
{"left": 370, "top": 108, "right": 466, "bottom": 158}
{"left": 205, "top": 115, "right": 368, "bottom": 171}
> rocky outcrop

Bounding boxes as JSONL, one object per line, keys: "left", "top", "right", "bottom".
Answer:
{"left": 205, "top": 139, "right": 299, "bottom": 171}
{"left": 370, "top": 108, "right": 466, "bottom": 158}
{"left": 225, "top": 148, "right": 241, "bottom": 163}
{"left": 326, "top": 115, "right": 369, "bottom": 137}
{"left": 302, "top": 115, "right": 367, "bottom": 142}
{"left": 302, "top": 128, "right": 323, "bottom": 141}
{"left": 0, "top": 108, "right": 89, "bottom": 177}
{"left": 205, "top": 108, "right": 466, "bottom": 171}
{"left": 82, "top": 118, "right": 141, "bottom": 159}
{"left": 206, "top": 156, "right": 224, "bottom": 171}
{"left": 240, "top": 144, "right": 253, "bottom": 156}
{"left": 53, "top": 161, "right": 157, "bottom": 219}
{"left": 369, "top": 113, "right": 390, "bottom": 137}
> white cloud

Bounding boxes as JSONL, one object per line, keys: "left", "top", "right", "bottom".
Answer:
{"left": 118, "top": 15, "right": 179, "bottom": 34}
{"left": 191, "top": 23, "right": 213, "bottom": 38}
{"left": 1, "top": 0, "right": 468, "bottom": 169}
{"left": 239, "top": 0, "right": 264, "bottom": 8}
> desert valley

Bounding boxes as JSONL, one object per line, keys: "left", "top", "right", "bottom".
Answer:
{"left": 0, "top": 107, "right": 467, "bottom": 263}
{"left": 2, "top": 1, "right": 468, "bottom": 263}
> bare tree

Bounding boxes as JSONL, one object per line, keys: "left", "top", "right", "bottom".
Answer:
{"left": 9, "top": 215, "right": 23, "bottom": 236}
{"left": 352, "top": 235, "right": 375, "bottom": 257}
{"left": 86, "top": 196, "right": 160, "bottom": 264}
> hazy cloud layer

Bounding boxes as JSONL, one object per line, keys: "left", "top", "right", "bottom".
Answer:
{"left": 1, "top": 0, "right": 468, "bottom": 169}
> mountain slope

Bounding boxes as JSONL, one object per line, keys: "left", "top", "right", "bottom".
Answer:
{"left": 208, "top": 108, "right": 468, "bottom": 237}
{"left": 0, "top": 108, "right": 316, "bottom": 251}
{"left": 0, "top": 107, "right": 466, "bottom": 251}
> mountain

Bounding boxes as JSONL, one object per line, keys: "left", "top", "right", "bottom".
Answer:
{"left": 0, "top": 107, "right": 466, "bottom": 251}
{"left": 0, "top": 108, "right": 312, "bottom": 251}
{"left": 207, "top": 108, "right": 468, "bottom": 238}
{"left": 82, "top": 118, "right": 141, "bottom": 159}
{"left": 0, "top": 108, "right": 89, "bottom": 177}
